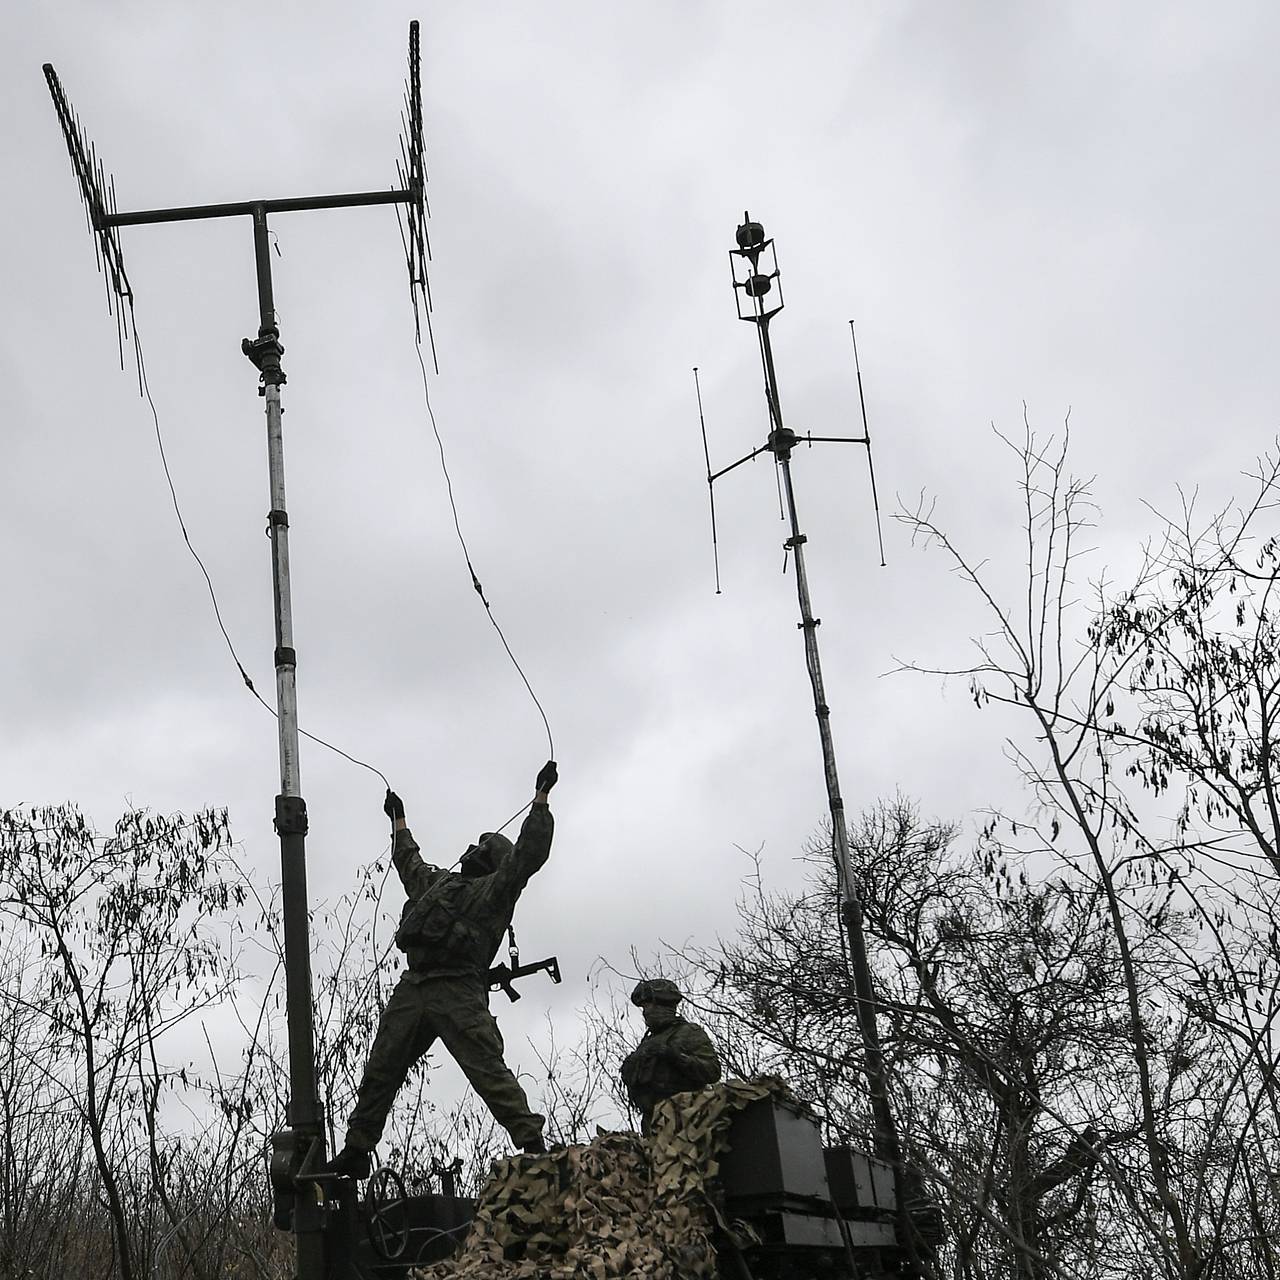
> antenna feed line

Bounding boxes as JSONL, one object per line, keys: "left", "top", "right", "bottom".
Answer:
{"left": 242, "top": 327, "right": 287, "bottom": 391}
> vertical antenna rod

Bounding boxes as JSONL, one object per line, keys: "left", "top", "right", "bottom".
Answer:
{"left": 850, "top": 320, "right": 887, "bottom": 567}
{"left": 717, "top": 215, "right": 904, "bottom": 1182}
{"left": 693, "top": 367, "right": 722, "bottom": 594}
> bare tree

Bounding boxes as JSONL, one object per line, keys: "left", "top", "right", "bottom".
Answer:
{"left": 895, "top": 426, "right": 1280, "bottom": 1278}
{"left": 0, "top": 804, "right": 245, "bottom": 1280}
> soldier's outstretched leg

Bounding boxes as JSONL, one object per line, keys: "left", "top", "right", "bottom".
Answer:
{"left": 427, "top": 976, "right": 545, "bottom": 1151}
{"left": 326, "top": 977, "right": 437, "bottom": 1177}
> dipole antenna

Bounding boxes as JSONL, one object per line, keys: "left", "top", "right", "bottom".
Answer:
{"left": 44, "top": 25, "right": 432, "bottom": 1280}
{"left": 692, "top": 367, "right": 722, "bottom": 594}
{"left": 700, "top": 213, "right": 911, "bottom": 1220}
{"left": 849, "top": 319, "right": 887, "bottom": 568}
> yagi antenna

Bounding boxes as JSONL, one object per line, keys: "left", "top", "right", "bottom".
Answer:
{"left": 696, "top": 213, "right": 908, "bottom": 1199}
{"left": 43, "top": 24, "right": 432, "bottom": 1277}
{"left": 42, "top": 64, "right": 133, "bottom": 370}
{"left": 44, "top": 21, "right": 433, "bottom": 374}
{"left": 395, "top": 19, "right": 436, "bottom": 367}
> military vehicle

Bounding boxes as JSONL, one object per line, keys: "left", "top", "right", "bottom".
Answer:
{"left": 307, "top": 1093, "right": 937, "bottom": 1279}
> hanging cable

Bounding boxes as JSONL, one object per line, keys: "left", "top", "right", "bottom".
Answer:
{"left": 132, "top": 306, "right": 390, "bottom": 790}
{"left": 411, "top": 341, "right": 556, "bottom": 763}
{"left": 133, "top": 302, "right": 542, "bottom": 840}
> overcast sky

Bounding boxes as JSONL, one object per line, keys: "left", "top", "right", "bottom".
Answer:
{"left": 4, "top": 1, "right": 1280, "bottom": 1099}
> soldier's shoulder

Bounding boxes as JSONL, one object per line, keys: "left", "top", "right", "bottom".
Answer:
{"left": 675, "top": 1018, "right": 714, "bottom": 1040}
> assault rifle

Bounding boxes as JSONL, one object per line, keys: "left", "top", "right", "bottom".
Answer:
{"left": 488, "top": 926, "right": 561, "bottom": 1002}
{"left": 488, "top": 955, "right": 561, "bottom": 1001}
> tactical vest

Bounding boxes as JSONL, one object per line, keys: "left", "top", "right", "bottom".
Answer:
{"left": 394, "top": 879, "right": 485, "bottom": 963}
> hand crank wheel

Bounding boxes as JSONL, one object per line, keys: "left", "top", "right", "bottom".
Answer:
{"left": 364, "top": 1166, "right": 410, "bottom": 1260}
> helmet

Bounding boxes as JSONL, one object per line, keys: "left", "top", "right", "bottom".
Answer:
{"left": 460, "top": 831, "right": 514, "bottom": 878}
{"left": 631, "top": 978, "right": 683, "bottom": 1008}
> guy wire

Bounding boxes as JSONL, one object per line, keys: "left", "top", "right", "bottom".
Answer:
{"left": 411, "top": 341, "right": 555, "bottom": 763}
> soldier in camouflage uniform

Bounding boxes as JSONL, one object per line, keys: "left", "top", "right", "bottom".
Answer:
{"left": 620, "top": 978, "right": 722, "bottom": 1133}
{"left": 324, "top": 761, "right": 558, "bottom": 1179}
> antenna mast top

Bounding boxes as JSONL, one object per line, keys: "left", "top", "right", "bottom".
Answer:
{"left": 44, "top": 20, "right": 435, "bottom": 367}
{"left": 699, "top": 214, "right": 886, "bottom": 571}
{"left": 730, "top": 210, "right": 784, "bottom": 323}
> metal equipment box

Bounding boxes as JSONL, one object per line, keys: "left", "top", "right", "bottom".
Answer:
{"left": 823, "top": 1145, "right": 896, "bottom": 1214}
{"left": 718, "top": 1097, "right": 834, "bottom": 1214}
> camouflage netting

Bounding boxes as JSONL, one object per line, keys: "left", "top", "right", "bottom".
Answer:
{"left": 413, "top": 1077, "right": 795, "bottom": 1280}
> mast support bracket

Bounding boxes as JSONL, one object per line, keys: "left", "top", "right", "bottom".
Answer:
{"left": 242, "top": 329, "right": 287, "bottom": 388}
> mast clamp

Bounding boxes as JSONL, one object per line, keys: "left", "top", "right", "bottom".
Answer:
{"left": 784, "top": 535, "right": 807, "bottom": 548}
{"left": 241, "top": 328, "right": 287, "bottom": 390}
{"left": 274, "top": 795, "right": 308, "bottom": 837}
{"left": 275, "top": 646, "right": 297, "bottom": 669}
{"left": 799, "top": 617, "right": 821, "bottom": 630}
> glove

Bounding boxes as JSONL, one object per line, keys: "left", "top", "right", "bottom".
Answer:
{"left": 536, "top": 760, "right": 558, "bottom": 794}
{"left": 383, "top": 789, "right": 405, "bottom": 822}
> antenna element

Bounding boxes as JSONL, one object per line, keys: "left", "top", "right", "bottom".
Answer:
{"left": 42, "top": 64, "right": 133, "bottom": 366}
{"left": 849, "top": 320, "right": 887, "bottom": 567}
{"left": 396, "top": 20, "right": 436, "bottom": 367}
{"left": 693, "top": 367, "right": 722, "bottom": 594}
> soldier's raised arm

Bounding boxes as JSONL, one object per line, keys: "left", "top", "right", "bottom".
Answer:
{"left": 385, "top": 788, "right": 446, "bottom": 898}
{"left": 496, "top": 761, "right": 557, "bottom": 894}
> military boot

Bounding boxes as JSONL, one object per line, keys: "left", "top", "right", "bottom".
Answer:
{"left": 322, "top": 1145, "right": 372, "bottom": 1180}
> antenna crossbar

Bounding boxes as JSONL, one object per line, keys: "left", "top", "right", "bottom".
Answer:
{"left": 708, "top": 441, "right": 772, "bottom": 484}
{"left": 103, "top": 188, "right": 415, "bottom": 228}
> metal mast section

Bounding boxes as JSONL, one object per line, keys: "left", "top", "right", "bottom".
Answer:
{"left": 44, "top": 26, "right": 433, "bottom": 1280}
{"left": 701, "top": 216, "right": 896, "bottom": 1161}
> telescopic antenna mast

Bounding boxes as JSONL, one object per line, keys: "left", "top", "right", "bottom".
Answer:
{"left": 44, "top": 26, "right": 432, "bottom": 1280}
{"left": 700, "top": 214, "right": 902, "bottom": 1174}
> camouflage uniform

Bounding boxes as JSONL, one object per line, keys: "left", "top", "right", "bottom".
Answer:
{"left": 620, "top": 979, "right": 722, "bottom": 1133}
{"left": 344, "top": 802, "right": 553, "bottom": 1152}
